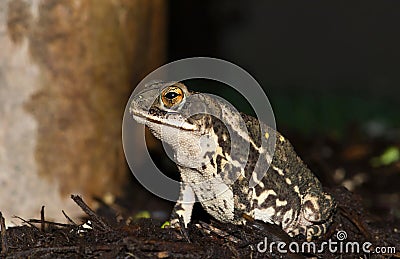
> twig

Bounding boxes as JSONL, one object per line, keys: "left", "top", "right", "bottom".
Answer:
{"left": 242, "top": 213, "right": 292, "bottom": 243}
{"left": 71, "top": 195, "right": 112, "bottom": 231}
{"left": 27, "top": 219, "right": 73, "bottom": 228}
{"left": 178, "top": 215, "right": 191, "bottom": 243}
{"left": 13, "top": 216, "right": 40, "bottom": 231}
{"left": 0, "top": 212, "right": 7, "bottom": 255}
{"left": 62, "top": 210, "right": 77, "bottom": 225}
{"left": 40, "top": 206, "right": 45, "bottom": 232}
{"left": 197, "top": 221, "right": 240, "bottom": 243}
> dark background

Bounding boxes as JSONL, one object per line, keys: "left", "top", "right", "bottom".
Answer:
{"left": 123, "top": 1, "right": 400, "bottom": 222}
{"left": 167, "top": 0, "right": 399, "bottom": 136}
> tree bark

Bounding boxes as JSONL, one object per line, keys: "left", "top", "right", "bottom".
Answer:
{"left": 0, "top": 0, "right": 166, "bottom": 223}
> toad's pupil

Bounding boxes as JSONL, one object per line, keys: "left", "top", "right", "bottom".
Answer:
{"left": 165, "top": 92, "right": 179, "bottom": 99}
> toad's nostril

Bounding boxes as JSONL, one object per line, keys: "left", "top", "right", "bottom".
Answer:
{"left": 149, "top": 108, "right": 156, "bottom": 114}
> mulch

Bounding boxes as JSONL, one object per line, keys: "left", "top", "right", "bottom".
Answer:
{"left": 1, "top": 132, "right": 400, "bottom": 258}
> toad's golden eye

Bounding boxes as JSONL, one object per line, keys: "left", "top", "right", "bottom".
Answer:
{"left": 161, "top": 86, "right": 184, "bottom": 108}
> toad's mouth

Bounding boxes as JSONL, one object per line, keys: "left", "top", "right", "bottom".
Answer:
{"left": 130, "top": 109, "right": 197, "bottom": 131}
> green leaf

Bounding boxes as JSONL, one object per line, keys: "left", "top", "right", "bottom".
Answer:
{"left": 161, "top": 221, "right": 170, "bottom": 228}
{"left": 371, "top": 146, "right": 400, "bottom": 167}
{"left": 133, "top": 211, "right": 151, "bottom": 219}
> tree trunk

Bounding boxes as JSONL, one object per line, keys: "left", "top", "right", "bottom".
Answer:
{"left": 0, "top": 0, "right": 166, "bottom": 223}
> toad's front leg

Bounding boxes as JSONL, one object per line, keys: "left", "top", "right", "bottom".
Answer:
{"left": 170, "top": 183, "right": 196, "bottom": 228}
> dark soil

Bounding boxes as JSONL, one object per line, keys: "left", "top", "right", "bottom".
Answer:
{"left": 1, "top": 133, "right": 399, "bottom": 258}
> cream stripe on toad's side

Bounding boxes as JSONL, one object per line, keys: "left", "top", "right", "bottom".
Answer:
{"left": 272, "top": 165, "right": 285, "bottom": 176}
{"left": 254, "top": 207, "right": 276, "bottom": 224}
{"left": 275, "top": 199, "right": 288, "bottom": 207}
{"left": 254, "top": 189, "right": 277, "bottom": 206}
